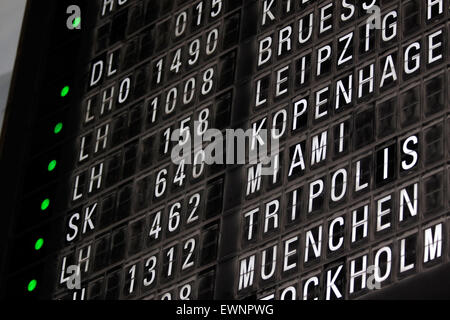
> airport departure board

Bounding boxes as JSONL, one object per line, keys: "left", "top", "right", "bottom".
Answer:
{"left": 0, "top": 0, "right": 449, "bottom": 301}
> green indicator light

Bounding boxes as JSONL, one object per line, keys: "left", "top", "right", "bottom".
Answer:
{"left": 34, "top": 238, "right": 44, "bottom": 251}
{"left": 41, "top": 199, "right": 50, "bottom": 211}
{"left": 73, "top": 17, "right": 81, "bottom": 28}
{"left": 61, "top": 86, "right": 70, "bottom": 97}
{"left": 54, "top": 123, "right": 63, "bottom": 134}
{"left": 48, "top": 160, "right": 57, "bottom": 172}
{"left": 27, "top": 280, "right": 37, "bottom": 292}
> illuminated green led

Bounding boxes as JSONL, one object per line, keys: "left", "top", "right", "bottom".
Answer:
{"left": 73, "top": 17, "right": 81, "bottom": 28}
{"left": 34, "top": 238, "right": 44, "bottom": 251}
{"left": 54, "top": 123, "right": 63, "bottom": 134}
{"left": 60, "top": 86, "right": 70, "bottom": 97}
{"left": 40, "top": 199, "right": 50, "bottom": 211}
{"left": 48, "top": 160, "right": 57, "bottom": 172}
{"left": 27, "top": 280, "right": 37, "bottom": 292}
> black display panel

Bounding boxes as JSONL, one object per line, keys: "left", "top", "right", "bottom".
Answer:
{"left": 0, "top": 0, "right": 448, "bottom": 301}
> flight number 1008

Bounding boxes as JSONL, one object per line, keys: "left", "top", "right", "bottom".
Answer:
{"left": 150, "top": 66, "right": 216, "bottom": 117}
